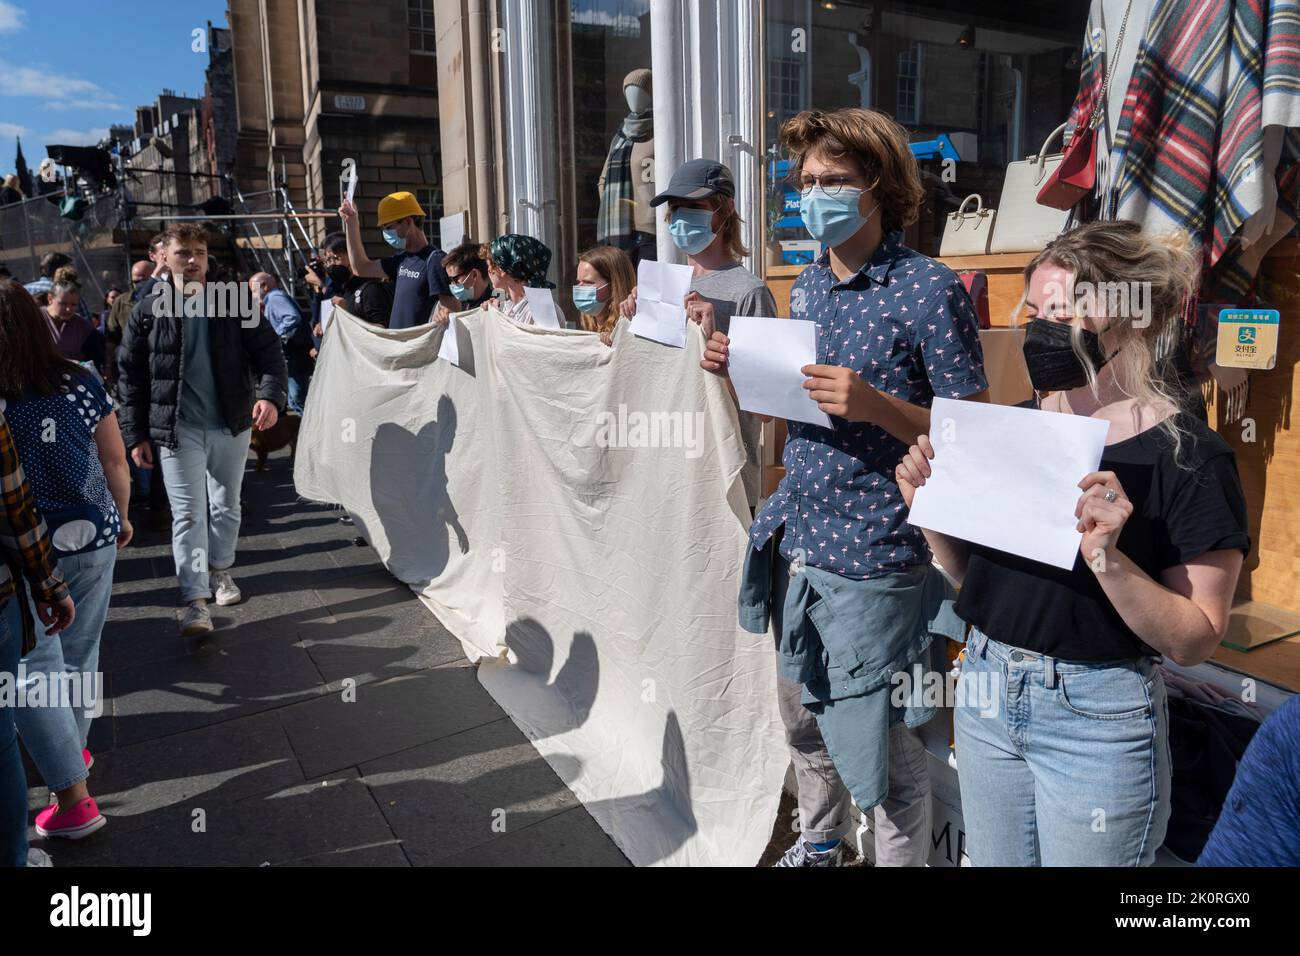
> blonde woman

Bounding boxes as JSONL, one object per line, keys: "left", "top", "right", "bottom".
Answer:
{"left": 896, "top": 221, "right": 1250, "bottom": 867}
{"left": 574, "top": 245, "right": 635, "bottom": 344}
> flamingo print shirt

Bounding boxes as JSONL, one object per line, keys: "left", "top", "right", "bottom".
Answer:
{"left": 750, "top": 229, "right": 988, "bottom": 579}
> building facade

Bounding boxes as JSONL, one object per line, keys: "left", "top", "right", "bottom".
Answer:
{"left": 227, "top": 0, "right": 446, "bottom": 261}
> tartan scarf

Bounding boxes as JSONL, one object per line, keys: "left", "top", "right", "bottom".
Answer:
{"left": 1069, "top": 0, "right": 1300, "bottom": 298}
{"left": 597, "top": 110, "right": 652, "bottom": 242}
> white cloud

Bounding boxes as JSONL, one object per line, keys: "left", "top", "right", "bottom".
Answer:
{"left": 0, "top": 1, "right": 24, "bottom": 35}
{"left": 0, "top": 58, "right": 123, "bottom": 111}
{"left": 0, "top": 122, "right": 27, "bottom": 137}
{"left": 43, "top": 98, "right": 126, "bottom": 112}
{"left": 43, "top": 127, "right": 110, "bottom": 146}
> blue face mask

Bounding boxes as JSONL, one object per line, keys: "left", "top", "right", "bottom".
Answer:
{"left": 669, "top": 207, "right": 717, "bottom": 255}
{"left": 572, "top": 283, "right": 607, "bottom": 315}
{"left": 382, "top": 227, "right": 405, "bottom": 250}
{"left": 800, "top": 186, "right": 877, "bottom": 248}
{"left": 450, "top": 282, "right": 473, "bottom": 302}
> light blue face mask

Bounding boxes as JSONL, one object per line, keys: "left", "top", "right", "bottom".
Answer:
{"left": 668, "top": 207, "right": 717, "bottom": 255}
{"left": 382, "top": 227, "right": 405, "bottom": 250}
{"left": 572, "top": 283, "right": 607, "bottom": 315}
{"left": 450, "top": 282, "right": 473, "bottom": 302}
{"left": 800, "top": 186, "right": 877, "bottom": 248}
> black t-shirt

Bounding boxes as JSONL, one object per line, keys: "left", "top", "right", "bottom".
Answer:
{"left": 955, "top": 412, "right": 1250, "bottom": 662}
{"left": 381, "top": 245, "right": 450, "bottom": 330}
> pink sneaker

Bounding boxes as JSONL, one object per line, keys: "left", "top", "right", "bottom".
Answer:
{"left": 35, "top": 797, "right": 106, "bottom": 839}
{"left": 83, "top": 749, "right": 93, "bottom": 771}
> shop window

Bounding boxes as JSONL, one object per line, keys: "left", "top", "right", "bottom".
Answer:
{"left": 569, "top": 0, "right": 654, "bottom": 255}
{"left": 762, "top": 0, "right": 1091, "bottom": 261}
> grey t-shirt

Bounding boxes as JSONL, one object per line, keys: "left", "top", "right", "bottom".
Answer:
{"left": 179, "top": 312, "right": 225, "bottom": 430}
{"left": 691, "top": 263, "right": 777, "bottom": 510}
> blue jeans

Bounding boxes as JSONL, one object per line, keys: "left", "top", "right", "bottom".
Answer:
{"left": 16, "top": 544, "right": 116, "bottom": 792}
{"left": 159, "top": 422, "right": 252, "bottom": 602}
{"left": 0, "top": 597, "right": 28, "bottom": 867}
{"left": 954, "top": 628, "right": 1171, "bottom": 866}
{"left": 286, "top": 349, "right": 312, "bottom": 414}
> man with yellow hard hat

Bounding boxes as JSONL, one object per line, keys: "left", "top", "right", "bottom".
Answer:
{"left": 339, "top": 190, "right": 458, "bottom": 330}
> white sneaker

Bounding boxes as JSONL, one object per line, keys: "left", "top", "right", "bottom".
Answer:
{"left": 181, "top": 602, "right": 214, "bottom": 637}
{"left": 212, "top": 570, "right": 242, "bottom": 607}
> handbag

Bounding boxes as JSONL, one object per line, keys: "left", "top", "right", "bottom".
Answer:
{"left": 940, "top": 194, "right": 996, "bottom": 257}
{"left": 988, "top": 124, "right": 1072, "bottom": 254}
{"left": 1036, "top": 0, "right": 1132, "bottom": 211}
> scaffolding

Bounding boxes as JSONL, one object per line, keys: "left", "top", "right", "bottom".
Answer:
{"left": 0, "top": 168, "right": 339, "bottom": 306}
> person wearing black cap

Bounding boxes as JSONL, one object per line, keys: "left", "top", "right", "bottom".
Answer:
{"left": 618, "top": 158, "right": 775, "bottom": 508}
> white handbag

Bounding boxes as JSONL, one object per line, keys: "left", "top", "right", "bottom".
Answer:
{"left": 988, "top": 123, "right": 1072, "bottom": 254}
{"left": 940, "top": 194, "right": 996, "bottom": 257}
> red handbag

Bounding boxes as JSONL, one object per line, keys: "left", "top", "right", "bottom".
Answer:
{"left": 1036, "top": 1, "right": 1131, "bottom": 211}
{"left": 1036, "top": 128, "right": 1097, "bottom": 210}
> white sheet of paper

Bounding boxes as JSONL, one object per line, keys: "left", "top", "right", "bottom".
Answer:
{"left": 437, "top": 312, "right": 460, "bottom": 366}
{"left": 439, "top": 212, "right": 466, "bottom": 253}
{"left": 524, "top": 288, "right": 561, "bottom": 329}
{"left": 345, "top": 166, "right": 357, "bottom": 203}
{"left": 907, "top": 398, "right": 1110, "bottom": 570}
{"left": 319, "top": 299, "right": 335, "bottom": 335}
{"left": 630, "top": 260, "right": 694, "bottom": 348}
{"left": 725, "top": 316, "right": 832, "bottom": 428}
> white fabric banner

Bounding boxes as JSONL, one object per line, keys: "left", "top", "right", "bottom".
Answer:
{"left": 295, "top": 307, "right": 786, "bottom": 866}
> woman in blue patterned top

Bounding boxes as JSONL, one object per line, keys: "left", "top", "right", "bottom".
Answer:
{"left": 0, "top": 280, "right": 132, "bottom": 843}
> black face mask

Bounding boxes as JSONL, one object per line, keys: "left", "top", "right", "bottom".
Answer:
{"left": 1022, "top": 318, "right": 1110, "bottom": 392}
{"left": 327, "top": 265, "right": 351, "bottom": 288}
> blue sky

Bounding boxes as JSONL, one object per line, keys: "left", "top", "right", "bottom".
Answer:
{"left": 0, "top": 0, "right": 228, "bottom": 175}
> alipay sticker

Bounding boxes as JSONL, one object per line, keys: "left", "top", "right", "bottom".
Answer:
{"left": 1216, "top": 308, "right": 1279, "bottom": 370}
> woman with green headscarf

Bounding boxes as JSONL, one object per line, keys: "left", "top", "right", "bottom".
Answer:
{"left": 480, "top": 234, "right": 561, "bottom": 326}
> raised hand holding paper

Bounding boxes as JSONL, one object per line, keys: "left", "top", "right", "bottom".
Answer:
{"left": 631, "top": 260, "right": 694, "bottom": 348}
{"left": 906, "top": 397, "right": 1109, "bottom": 570}
{"left": 726, "top": 316, "right": 832, "bottom": 428}
{"left": 524, "top": 288, "right": 562, "bottom": 329}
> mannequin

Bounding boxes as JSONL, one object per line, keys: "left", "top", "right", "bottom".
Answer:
{"left": 597, "top": 68, "right": 657, "bottom": 264}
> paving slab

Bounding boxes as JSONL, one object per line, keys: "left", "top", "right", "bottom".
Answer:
{"left": 27, "top": 447, "right": 629, "bottom": 867}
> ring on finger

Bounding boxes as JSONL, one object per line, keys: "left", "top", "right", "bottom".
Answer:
{"left": 1103, "top": 489, "right": 1118, "bottom": 503}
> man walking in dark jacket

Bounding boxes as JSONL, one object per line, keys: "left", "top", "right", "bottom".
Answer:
{"left": 117, "top": 223, "right": 288, "bottom": 637}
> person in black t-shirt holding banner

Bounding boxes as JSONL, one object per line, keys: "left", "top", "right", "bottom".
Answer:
{"left": 895, "top": 221, "right": 1250, "bottom": 867}
{"left": 338, "top": 191, "right": 458, "bottom": 331}
{"left": 307, "top": 232, "right": 394, "bottom": 337}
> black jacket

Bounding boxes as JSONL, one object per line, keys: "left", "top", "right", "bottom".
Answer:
{"left": 338, "top": 275, "right": 394, "bottom": 327}
{"left": 117, "top": 284, "right": 288, "bottom": 450}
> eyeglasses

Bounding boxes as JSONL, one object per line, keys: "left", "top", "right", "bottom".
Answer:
{"left": 796, "top": 175, "right": 862, "bottom": 197}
